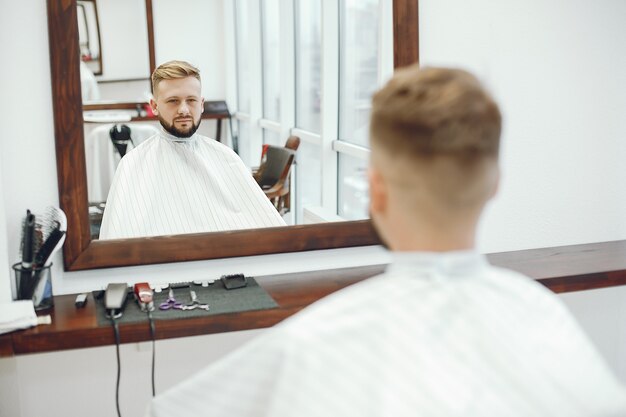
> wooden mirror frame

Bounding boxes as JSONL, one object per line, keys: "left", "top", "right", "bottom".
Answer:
{"left": 47, "top": 0, "right": 419, "bottom": 271}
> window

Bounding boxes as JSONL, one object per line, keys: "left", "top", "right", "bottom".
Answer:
{"left": 261, "top": 0, "right": 281, "bottom": 121}
{"left": 227, "top": 0, "right": 391, "bottom": 223}
{"left": 263, "top": 130, "right": 282, "bottom": 147}
{"left": 338, "top": 153, "right": 369, "bottom": 220}
{"left": 338, "top": 0, "right": 380, "bottom": 147}
{"left": 294, "top": 0, "right": 322, "bottom": 134}
{"left": 235, "top": 0, "right": 251, "bottom": 113}
{"left": 295, "top": 140, "right": 322, "bottom": 222}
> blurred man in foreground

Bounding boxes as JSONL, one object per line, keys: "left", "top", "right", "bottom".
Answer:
{"left": 147, "top": 66, "right": 626, "bottom": 416}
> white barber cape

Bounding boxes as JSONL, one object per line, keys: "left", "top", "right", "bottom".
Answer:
{"left": 147, "top": 251, "right": 626, "bottom": 417}
{"left": 99, "top": 130, "right": 285, "bottom": 239}
{"left": 80, "top": 61, "right": 100, "bottom": 102}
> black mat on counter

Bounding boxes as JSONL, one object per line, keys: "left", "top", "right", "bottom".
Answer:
{"left": 94, "top": 277, "right": 277, "bottom": 326}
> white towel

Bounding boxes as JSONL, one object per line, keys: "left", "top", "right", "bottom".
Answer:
{"left": 0, "top": 300, "right": 37, "bottom": 335}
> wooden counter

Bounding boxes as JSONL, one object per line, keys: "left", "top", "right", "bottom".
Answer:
{"left": 2, "top": 240, "right": 626, "bottom": 357}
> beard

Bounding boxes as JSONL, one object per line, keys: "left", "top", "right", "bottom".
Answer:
{"left": 158, "top": 115, "right": 202, "bottom": 138}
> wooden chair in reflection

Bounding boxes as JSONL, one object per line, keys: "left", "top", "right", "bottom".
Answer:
{"left": 253, "top": 136, "right": 300, "bottom": 215}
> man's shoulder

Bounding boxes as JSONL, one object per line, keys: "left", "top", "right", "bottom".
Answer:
{"left": 275, "top": 272, "right": 394, "bottom": 338}
{"left": 484, "top": 264, "right": 561, "bottom": 303}
{"left": 277, "top": 262, "right": 567, "bottom": 340}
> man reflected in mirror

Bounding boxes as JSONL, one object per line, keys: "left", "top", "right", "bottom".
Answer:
{"left": 147, "top": 66, "right": 626, "bottom": 416}
{"left": 99, "top": 61, "right": 285, "bottom": 239}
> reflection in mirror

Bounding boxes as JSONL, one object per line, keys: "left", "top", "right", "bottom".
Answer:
{"left": 339, "top": 154, "right": 369, "bottom": 220}
{"left": 81, "top": 0, "right": 233, "bottom": 239}
{"left": 81, "top": 0, "right": 151, "bottom": 103}
{"left": 82, "top": 0, "right": 387, "bottom": 240}
{"left": 77, "top": 0, "right": 102, "bottom": 76}
{"left": 293, "top": 0, "right": 322, "bottom": 222}
{"left": 295, "top": 0, "right": 322, "bottom": 133}
{"left": 97, "top": 63, "right": 286, "bottom": 240}
{"left": 339, "top": 0, "right": 381, "bottom": 148}
{"left": 261, "top": 0, "right": 281, "bottom": 124}
{"left": 337, "top": 0, "right": 389, "bottom": 221}
{"left": 48, "top": 0, "right": 417, "bottom": 270}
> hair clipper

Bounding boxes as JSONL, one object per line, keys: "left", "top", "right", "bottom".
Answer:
{"left": 134, "top": 282, "right": 155, "bottom": 312}
{"left": 105, "top": 283, "right": 129, "bottom": 319}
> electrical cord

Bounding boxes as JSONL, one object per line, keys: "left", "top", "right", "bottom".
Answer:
{"left": 147, "top": 310, "right": 156, "bottom": 397}
{"left": 111, "top": 317, "right": 122, "bottom": 417}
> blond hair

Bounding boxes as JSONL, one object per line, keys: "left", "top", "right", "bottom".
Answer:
{"left": 151, "top": 60, "right": 201, "bottom": 96}
{"left": 370, "top": 66, "right": 501, "bottom": 208}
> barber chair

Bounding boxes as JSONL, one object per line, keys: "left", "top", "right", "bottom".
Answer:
{"left": 254, "top": 136, "right": 300, "bottom": 215}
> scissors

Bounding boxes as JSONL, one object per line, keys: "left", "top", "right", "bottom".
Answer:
{"left": 159, "top": 288, "right": 183, "bottom": 310}
{"left": 181, "top": 290, "right": 210, "bottom": 311}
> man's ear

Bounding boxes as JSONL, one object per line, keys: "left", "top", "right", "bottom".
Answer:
{"left": 368, "top": 166, "right": 387, "bottom": 217}
{"left": 150, "top": 98, "right": 158, "bottom": 116}
{"left": 201, "top": 98, "right": 205, "bottom": 113}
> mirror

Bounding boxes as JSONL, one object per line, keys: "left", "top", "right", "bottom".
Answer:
{"left": 47, "top": 0, "right": 418, "bottom": 270}
{"left": 77, "top": 0, "right": 102, "bottom": 76}
{"left": 80, "top": 0, "right": 151, "bottom": 103}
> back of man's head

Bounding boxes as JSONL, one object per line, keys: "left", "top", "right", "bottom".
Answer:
{"left": 151, "top": 60, "right": 201, "bottom": 97}
{"left": 370, "top": 66, "right": 501, "bottom": 215}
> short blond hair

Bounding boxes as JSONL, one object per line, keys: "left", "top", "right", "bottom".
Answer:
{"left": 151, "top": 60, "right": 201, "bottom": 96}
{"left": 370, "top": 66, "right": 501, "bottom": 208}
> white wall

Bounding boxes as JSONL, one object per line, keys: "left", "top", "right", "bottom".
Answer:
{"left": 420, "top": 0, "right": 626, "bottom": 253}
{"left": 152, "top": 0, "right": 226, "bottom": 100}
{"left": 93, "top": 0, "right": 227, "bottom": 100}
{"left": 0, "top": 0, "right": 58, "bottom": 300}
{"left": 559, "top": 285, "right": 626, "bottom": 383}
{"left": 0, "top": 160, "right": 10, "bottom": 303}
{"left": 96, "top": 0, "right": 151, "bottom": 81}
{"left": 1, "top": 1, "right": 626, "bottom": 416}
{"left": 418, "top": 0, "right": 626, "bottom": 382}
{"left": 3, "top": 328, "right": 264, "bottom": 417}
